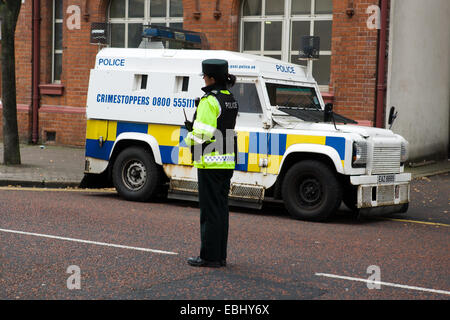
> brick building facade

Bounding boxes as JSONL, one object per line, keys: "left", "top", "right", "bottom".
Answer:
{"left": 0, "top": 0, "right": 383, "bottom": 146}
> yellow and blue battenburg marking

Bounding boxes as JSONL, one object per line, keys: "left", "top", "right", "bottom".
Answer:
{"left": 85, "top": 120, "right": 346, "bottom": 173}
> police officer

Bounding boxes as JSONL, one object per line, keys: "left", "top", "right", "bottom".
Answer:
{"left": 185, "top": 59, "right": 238, "bottom": 268}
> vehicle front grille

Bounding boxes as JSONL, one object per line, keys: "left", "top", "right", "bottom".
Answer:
{"left": 371, "top": 145, "right": 401, "bottom": 174}
{"left": 377, "top": 185, "right": 395, "bottom": 204}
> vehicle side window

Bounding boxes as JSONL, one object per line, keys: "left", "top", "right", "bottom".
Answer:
{"left": 266, "top": 83, "right": 320, "bottom": 109}
{"left": 229, "top": 83, "right": 262, "bottom": 114}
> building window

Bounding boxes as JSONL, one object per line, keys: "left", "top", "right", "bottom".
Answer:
{"left": 240, "top": 0, "right": 332, "bottom": 86}
{"left": 53, "top": 0, "right": 63, "bottom": 83}
{"left": 108, "top": 0, "right": 183, "bottom": 48}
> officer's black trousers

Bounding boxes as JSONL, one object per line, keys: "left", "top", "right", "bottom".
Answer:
{"left": 197, "top": 168, "right": 234, "bottom": 262}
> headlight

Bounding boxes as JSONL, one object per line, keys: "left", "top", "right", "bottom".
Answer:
{"left": 400, "top": 140, "right": 409, "bottom": 163}
{"left": 352, "top": 141, "right": 367, "bottom": 168}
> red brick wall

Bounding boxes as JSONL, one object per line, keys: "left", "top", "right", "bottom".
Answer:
{"left": 1, "top": 0, "right": 98, "bottom": 146}
{"left": 1, "top": 0, "right": 384, "bottom": 146}
{"left": 330, "top": 0, "right": 380, "bottom": 124}
{"left": 39, "top": 106, "right": 86, "bottom": 145}
{"left": 183, "top": 0, "right": 240, "bottom": 51}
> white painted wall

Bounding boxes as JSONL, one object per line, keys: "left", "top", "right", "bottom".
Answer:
{"left": 386, "top": 0, "right": 450, "bottom": 161}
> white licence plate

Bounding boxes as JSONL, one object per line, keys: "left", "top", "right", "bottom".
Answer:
{"left": 377, "top": 174, "right": 395, "bottom": 183}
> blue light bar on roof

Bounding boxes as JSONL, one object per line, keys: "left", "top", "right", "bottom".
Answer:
{"left": 142, "top": 26, "right": 202, "bottom": 45}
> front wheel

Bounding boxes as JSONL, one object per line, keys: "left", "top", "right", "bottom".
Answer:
{"left": 282, "top": 160, "right": 342, "bottom": 221}
{"left": 112, "top": 146, "right": 161, "bottom": 202}
{"left": 343, "top": 184, "right": 359, "bottom": 215}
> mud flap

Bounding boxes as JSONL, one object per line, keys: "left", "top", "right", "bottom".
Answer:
{"left": 79, "top": 172, "right": 112, "bottom": 189}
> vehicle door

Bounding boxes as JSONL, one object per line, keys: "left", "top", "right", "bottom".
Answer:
{"left": 229, "top": 78, "right": 269, "bottom": 174}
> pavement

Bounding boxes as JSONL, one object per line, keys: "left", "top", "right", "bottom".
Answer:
{"left": 0, "top": 144, "right": 85, "bottom": 188}
{"left": 0, "top": 144, "right": 449, "bottom": 188}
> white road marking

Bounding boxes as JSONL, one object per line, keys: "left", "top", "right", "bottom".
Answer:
{"left": 0, "top": 228, "right": 178, "bottom": 255}
{"left": 315, "top": 272, "right": 450, "bottom": 296}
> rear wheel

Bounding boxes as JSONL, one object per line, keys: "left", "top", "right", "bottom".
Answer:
{"left": 112, "top": 146, "right": 161, "bottom": 202}
{"left": 282, "top": 160, "right": 342, "bottom": 221}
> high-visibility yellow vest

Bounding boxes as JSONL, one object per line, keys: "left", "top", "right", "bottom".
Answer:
{"left": 184, "top": 87, "right": 238, "bottom": 169}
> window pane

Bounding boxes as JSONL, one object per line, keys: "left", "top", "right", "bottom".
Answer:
{"left": 110, "top": 0, "right": 126, "bottom": 18}
{"left": 111, "top": 23, "right": 125, "bottom": 47}
{"left": 243, "top": 22, "right": 261, "bottom": 51}
{"left": 315, "top": 0, "right": 333, "bottom": 14}
{"left": 55, "top": 0, "right": 63, "bottom": 20}
{"left": 265, "top": 0, "right": 284, "bottom": 15}
{"left": 129, "top": 0, "right": 145, "bottom": 18}
{"left": 128, "top": 24, "right": 143, "bottom": 48}
{"left": 264, "top": 21, "right": 282, "bottom": 51}
{"left": 291, "top": 0, "right": 311, "bottom": 15}
{"left": 266, "top": 83, "right": 320, "bottom": 108}
{"left": 243, "top": 0, "right": 262, "bottom": 16}
{"left": 170, "top": 0, "right": 183, "bottom": 17}
{"left": 313, "top": 55, "right": 331, "bottom": 85}
{"left": 54, "top": 53, "right": 62, "bottom": 81}
{"left": 291, "top": 55, "right": 308, "bottom": 66}
{"left": 151, "top": 0, "right": 166, "bottom": 17}
{"left": 291, "top": 21, "right": 310, "bottom": 51}
{"left": 229, "top": 83, "right": 262, "bottom": 114}
{"left": 314, "top": 20, "right": 332, "bottom": 51}
{"left": 54, "top": 22, "right": 63, "bottom": 50}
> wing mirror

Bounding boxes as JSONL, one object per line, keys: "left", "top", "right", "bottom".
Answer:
{"left": 324, "top": 103, "right": 333, "bottom": 122}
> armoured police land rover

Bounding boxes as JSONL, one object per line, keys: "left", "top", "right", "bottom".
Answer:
{"left": 83, "top": 27, "right": 410, "bottom": 221}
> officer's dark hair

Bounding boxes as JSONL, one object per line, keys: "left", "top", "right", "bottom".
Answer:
{"left": 214, "top": 73, "right": 236, "bottom": 89}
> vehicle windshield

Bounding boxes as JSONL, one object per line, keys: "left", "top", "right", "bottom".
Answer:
{"left": 266, "top": 83, "right": 321, "bottom": 109}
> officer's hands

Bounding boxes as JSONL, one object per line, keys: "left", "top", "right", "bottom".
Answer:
{"left": 184, "top": 98, "right": 200, "bottom": 131}
{"left": 184, "top": 120, "right": 193, "bottom": 132}
{"left": 183, "top": 98, "right": 201, "bottom": 131}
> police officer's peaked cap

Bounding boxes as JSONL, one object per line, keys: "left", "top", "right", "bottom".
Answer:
{"left": 202, "top": 59, "right": 228, "bottom": 78}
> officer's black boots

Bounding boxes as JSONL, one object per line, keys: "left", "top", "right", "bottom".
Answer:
{"left": 187, "top": 256, "right": 223, "bottom": 268}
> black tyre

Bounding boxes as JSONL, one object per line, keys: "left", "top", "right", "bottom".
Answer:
{"left": 112, "top": 146, "right": 161, "bottom": 202}
{"left": 282, "top": 160, "right": 342, "bottom": 221}
{"left": 399, "top": 202, "right": 409, "bottom": 213}
{"left": 343, "top": 184, "right": 359, "bottom": 212}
